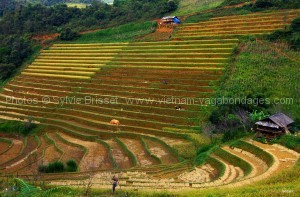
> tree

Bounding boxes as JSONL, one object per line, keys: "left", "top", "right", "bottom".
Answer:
{"left": 66, "top": 159, "right": 78, "bottom": 172}
{"left": 59, "top": 28, "right": 79, "bottom": 41}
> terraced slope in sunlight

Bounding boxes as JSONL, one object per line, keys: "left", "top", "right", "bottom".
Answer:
{"left": 0, "top": 9, "right": 299, "bottom": 189}
{"left": 174, "top": 9, "right": 300, "bottom": 40}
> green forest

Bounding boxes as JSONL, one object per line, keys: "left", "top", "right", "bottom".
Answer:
{"left": 0, "top": 0, "right": 178, "bottom": 84}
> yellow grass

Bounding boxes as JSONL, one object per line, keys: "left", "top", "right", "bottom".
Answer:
{"left": 22, "top": 72, "right": 91, "bottom": 80}
{"left": 24, "top": 69, "right": 95, "bottom": 76}
{"left": 27, "top": 66, "right": 101, "bottom": 72}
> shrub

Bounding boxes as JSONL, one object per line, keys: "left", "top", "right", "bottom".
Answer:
{"left": 0, "top": 120, "right": 37, "bottom": 136}
{"left": 290, "top": 33, "right": 300, "bottom": 50}
{"left": 222, "top": 130, "right": 249, "bottom": 142}
{"left": 0, "top": 63, "right": 16, "bottom": 81}
{"left": 60, "top": 28, "right": 79, "bottom": 41}
{"left": 272, "top": 135, "right": 300, "bottom": 153}
{"left": 47, "top": 161, "right": 65, "bottom": 173}
{"left": 266, "top": 17, "right": 300, "bottom": 50}
{"left": 166, "top": 0, "right": 178, "bottom": 12}
{"left": 66, "top": 159, "right": 78, "bottom": 172}
{"left": 39, "top": 161, "right": 65, "bottom": 173}
{"left": 290, "top": 17, "right": 300, "bottom": 32}
{"left": 253, "top": 0, "right": 274, "bottom": 8}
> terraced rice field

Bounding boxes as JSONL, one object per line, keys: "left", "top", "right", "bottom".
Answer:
{"left": 174, "top": 9, "right": 300, "bottom": 39}
{"left": 0, "top": 9, "right": 299, "bottom": 189}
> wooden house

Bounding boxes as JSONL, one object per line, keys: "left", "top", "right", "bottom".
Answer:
{"left": 254, "top": 113, "right": 294, "bottom": 139}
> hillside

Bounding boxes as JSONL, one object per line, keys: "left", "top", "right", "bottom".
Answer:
{"left": 0, "top": 1, "right": 299, "bottom": 196}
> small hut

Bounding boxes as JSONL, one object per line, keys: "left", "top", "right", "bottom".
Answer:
{"left": 254, "top": 113, "right": 294, "bottom": 139}
{"left": 161, "top": 16, "right": 181, "bottom": 24}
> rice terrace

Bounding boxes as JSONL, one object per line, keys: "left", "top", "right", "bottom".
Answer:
{"left": 0, "top": 0, "right": 299, "bottom": 196}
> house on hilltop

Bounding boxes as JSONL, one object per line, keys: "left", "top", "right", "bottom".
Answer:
{"left": 161, "top": 16, "right": 181, "bottom": 24}
{"left": 254, "top": 113, "right": 294, "bottom": 139}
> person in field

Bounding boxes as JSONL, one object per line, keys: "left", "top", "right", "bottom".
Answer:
{"left": 112, "top": 175, "right": 119, "bottom": 194}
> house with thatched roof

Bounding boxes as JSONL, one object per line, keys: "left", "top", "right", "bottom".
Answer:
{"left": 254, "top": 113, "right": 294, "bottom": 139}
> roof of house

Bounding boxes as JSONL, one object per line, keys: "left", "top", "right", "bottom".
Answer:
{"left": 256, "top": 113, "right": 294, "bottom": 128}
{"left": 255, "top": 121, "right": 280, "bottom": 129}
{"left": 162, "top": 16, "right": 178, "bottom": 20}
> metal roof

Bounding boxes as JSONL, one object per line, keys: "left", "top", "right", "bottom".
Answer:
{"left": 255, "top": 121, "right": 280, "bottom": 129}
{"left": 258, "top": 113, "right": 294, "bottom": 128}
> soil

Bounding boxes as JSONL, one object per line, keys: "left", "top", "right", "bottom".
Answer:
{"left": 0, "top": 139, "right": 23, "bottom": 166}
{"left": 119, "top": 138, "right": 158, "bottom": 166}
{"left": 59, "top": 133, "right": 112, "bottom": 171}
{"left": 0, "top": 141, "right": 10, "bottom": 154}
{"left": 48, "top": 133, "right": 85, "bottom": 165}
{"left": 143, "top": 138, "right": 178, "bottom": 164}
{"left": 104, "top": 139, "right": 132, "bottom": 169}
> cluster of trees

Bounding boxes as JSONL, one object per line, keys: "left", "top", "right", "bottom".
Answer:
{"left": 0, "top": 119, "right": 37, "bottom": 136}
{"left": 0, "top": 0, "right": 178, "bottom": 35}
{"left": 0, "top": 0, "right": 178, "bottom": 81}
{"left": 39, "top": 159, "right": 78, "bottom": 173}
{"left": 221, "top": 0, "right": 300, "bottom": 9}
{"left": 0, "top": 35, "right": 32, "bottom": 82}
{"left": 268, "top": 17, "right": 300, "bottom": 50}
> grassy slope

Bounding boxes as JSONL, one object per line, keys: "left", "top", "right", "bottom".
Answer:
{"left": 173, "top": 0, "right": 225, "bottom": 16}
{"left": 218, "top": 40, "right": 300, "bottom": 119}
{"left": 66, "top": 3, "right": 87, "bottom": 9}
{"left": 69, "top": 21, "right": 156, "bottom": 43}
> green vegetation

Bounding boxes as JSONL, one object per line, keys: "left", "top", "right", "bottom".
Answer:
{"left": 38, "top": 159, "right": 78, "bottom": 173}
{"left": 0, "top": 120, "right": 37, "bottom": 136}
{"left": 39, "top": 161, "right": 65, "bottom": 173}
{"left": 272, "top": 135, "right": 300, "bottom": 153}
{"left": 220, "top": 0, "right": 251, "bottom": 6}
{"left": 267, "top": 17, "right": 300, "bottom": 50}
{"left": 173, "top": 0, "right": 224, "bottom": 16}
{"left": 214, "top": 147, "right": 252, "bottom": 176}
{"left": 59, "top": 28, "right": 79, "bottom": 41}
{"left": 66, "top": 3, "right": 88, "bottom": 9}
{"left": 0, "top": 35, "right": 32, "bottom": 83}
{"left": 185, "top": 1, "right": 300, "bottom": 23}
{"left": 12, "top": 178, "right": 69, "bottom": 197}
{"left": 115, "top": 137, "right": 138, "bottom": 166}
{"left": 66, "top": 159, "right": 78, "bottom": 172}
{"left": 231, "top": 140, "right": 274, "bottom": 166}
{"left": 209, "top": 38, "right": 299, "bottom": 135}
{"left": 72, "top": 21, "right": 156, "bottom": 43}
{"left": 1, "top": 0, "right": 177, "bottom": 35}
{"left": 141, "top": 137, "right": 162, "bottom": 163}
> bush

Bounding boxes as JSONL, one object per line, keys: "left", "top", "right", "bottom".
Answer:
{"left": 39, "top": 161, "right": 65, "bottom": 173}
{"left": 0, "top": 63, "right": 16, "bottom": 81}
{"left": 272, "top": 135, "right": 300, "bottom": 153}
{"left": 60, "top": 28, "right": 79, "bottom": 41}
{"left": 290, "top": 33, "right": 300, "bottom": 50}
{"left": 66, "top": 159, "right": 78, "bottom": 172}
{"left": 290, "top": 18, "right": 300, "bottom": 32}
{"left": 0, "top": 120, "right": 37, "bottom": 136}
{"left": 266, "top": 17, "right": 300, "bottom": 50}
{"left": 47, "top": 161, "right": 65, "bottom": 173}
{"left": 166, "top": 0, "right": 178, "bottom": 12}
{"left": 222, "top": 130, "right": 249, "bottom": 142}
{"left": 253, "top": 0, "right": 274, "bottom": 8}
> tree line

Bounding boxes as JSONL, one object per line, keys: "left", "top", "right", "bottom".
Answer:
{"left": 0, "top": 0, "right": 178, "bottom": 82}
